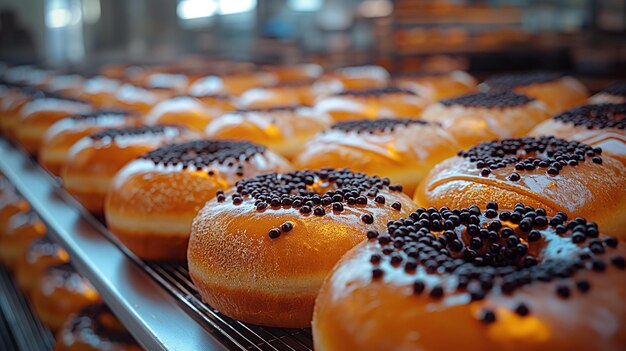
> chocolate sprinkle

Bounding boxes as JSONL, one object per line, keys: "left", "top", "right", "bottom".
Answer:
{"left": 66, "top": 304, "right": 135, "bottom": 344}
{"left": 601, "top": 82, "right": 626, "bottom": 97}
{"left": 336, "top": 87, "right": 415, "bottom": 97}
{"left": 89, "top": 125, "right": 182, "bottom": 141}
{"left": 482, "top": 72, "right": 563, "bottom": 91}
{"left": 69, "top": 109, "right": 136, "bottom": 121}
{"left": 330, "top": 118, "right": 432, "bottom": 134}
{"left": 553, "top": 103, "right": 626, "bottom": 130}
{"left": 440, "top": 91, "right": 534, "bottom": 108}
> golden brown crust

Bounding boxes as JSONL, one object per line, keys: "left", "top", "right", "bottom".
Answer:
{"left": 394, "top": 70, "right": 477, "bottom": 101}
{"left": 188, "top": 169, "right": 417, "bottom": 327}
{"left": 313, "top": 204, "right": 626, "bottom": 351}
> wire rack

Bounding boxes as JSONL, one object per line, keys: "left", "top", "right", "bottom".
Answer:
{"left": 0, "top": 266, "right": 54, "bottom": 351}
{"left": 146, "top": 261, "right": 314, "bottom": 351}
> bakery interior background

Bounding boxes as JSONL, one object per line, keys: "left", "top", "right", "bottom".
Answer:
{"left": 0, "top": 0, "right": 625, "bottom": 87}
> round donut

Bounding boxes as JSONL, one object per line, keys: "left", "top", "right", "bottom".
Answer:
{"left": 188, "top": 71, "right": 277, "bottom": 97}
{"left": 589, "top": 82, "right": 626, "bottom": 104}
{"left": 313, "top": 203, "right": 626, "bottom": 351}
{"left": 415, "top": 136, "right": 626, "bottom": 239}
{"left": 421, "top": 91, "right": 550, "bottom": 149}
{"left": 239, "top": 81, "right": 318, "bottom": 109}
{"left": 61, "top": 125, "right": 192, "bottom": 214}
{"left": 14, "top": 94, "right": 93, "bottom": 154}
{"left": 261, "top": 64, "right": 323, "bottom": 83}
{"left": 529, "top": 103, "right": 626, "bottom": 166}
{"left": 314, "top": 65, "right": 390, "bottom": 95}
{"left": 39, "top": 109, "right": 141, "bottom": 176}
{"left": 113, "top": 84, "right": 172, "bottom": 115}
{"left": 81, "top": 76, "right": 121, "bottom": 108}
{"left": 0, "top": 211, "right": 46, "bottom": 270}
{"left": 394, "top": 70, "right": 477, "bottom": 102}
{"left": 479, "top": 72, "right": 588, "bottom": 115}
{"left": 31, "top": 262, "right": 100, "bottom": 331}
{"left": 143, "top": 72, "right": 190, "bottom": 94}
{"left": 16, "top": 236, "right": 69, "bottom": 295}
{"left": 295, "top": 119, "right": 460, "bottom": 196}
{"left": 0, "top": 193, "right": 30, "bottom": 236}
{"left": 314, "top": 87, "right": 430, "bottom": 122}
{"left": 105, "top": 140, "right": 291, "bottom": 261}
{"left": 205, "top": 106, "right": 332, "bottom": 160}
{"left": 144, "top": 95, "right": 225, "bottom": 132}
{"left": 55, "top": 303, "right": 141, "bottom": 351}
{"left": 188, "top": 168, "right": 417, "bottom": 327}
{"left": 0, "top": 86, "right": 41, "bottom": 140}
{"left": 45, "top": 74, "right": 84, "bottom": 97}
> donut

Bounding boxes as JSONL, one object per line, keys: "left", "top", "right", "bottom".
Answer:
{"left": 205, "top": 106, "right": 332, "bottom": 160}
{"left": 295, "top": 118, "right": 460, "bottom": 195}
{"left": 31, "top": 262, "right": 100, "bottom": 331}
{"left": 313, "top": 203, "right": 626, "bottom": 351}
{"left": 589, "top": 82, "right": 626, "bottom": 104}
{"left": 113, "top": 84, "right": 172, "bottom": 115}
{"left": 16, "top": 236, "right": 69, "bottom": 295}
{"left": 239, "top": 81, "right": 318, "bottom": 109}
{"left": 188, "top": 168, "right": 417, "bottom": 327}
{"left": 143, "top": 72, "right": 189, "bottom": 94}
{"left": 105, "top": 140, "right": 291, "bottom": 261}
{"left": 394, "top": 70, "right": 477, "bottom": 102}
{"left": 0, "top": 211, "right": 46, "bottom": 270}
{"left": 261, "top": 64, "right": 323, "bottom": 83}
{"left": 314, "top": 65, "right": 390, "bottom": 95}
{"left": 479, "top": 72, "right": 588, "bottom": 114}
{"left": 192, "top": 94, "right": 237, "bottom": 113}
{"left": 39, "top": 109, "right": 141, "bottom": 176}
{"left": 314, "top": 87, "right": 430, "bottom": 122}
{"left": 61, "top": 125, "right": 192, "bottom": 214}
{"left": 421, "top": 91, "right": 550, "bottom": 149}
{"left": 81, "top": 76, "right": 121, "bottom": 108}
{"left": 144, "top": 95, "right": 225, "bottom": 132}
{"left": 415, "top": 136, "right": 626, "bottom": 239}
{"left": 0, "top": 193, "right": 30, "bottom": 236}
{"left": 188, "top": 71, "right": 277, "bottom": 97}
{"left": 529, "top": 103, "right": 626, "bottom": 165}
{"left": 55, "top": 303, "right": 141, "bottom": 351}
{"left": 0, "top": 86, "right": 41, "bottom": 140}
{"left": 14, "top": 94, "right": 93, "bottom": 154}
{"left": 45, "top": 74, "right": 84, "bottom": 97}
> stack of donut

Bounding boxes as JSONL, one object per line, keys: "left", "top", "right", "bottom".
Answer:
{"left": 0, "top": 63, "right": 625, "bottom": 350}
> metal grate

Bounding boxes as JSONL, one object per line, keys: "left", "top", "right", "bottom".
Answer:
{"left": 145, "top": 262, "right": 314, "bottom": 351}
{"left": 0, "top": 266, "right": 54, "bottom": 351}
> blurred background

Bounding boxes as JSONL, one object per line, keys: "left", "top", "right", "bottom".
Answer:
{"left": 0, "top": 0, "right": 624, "bottom": 80}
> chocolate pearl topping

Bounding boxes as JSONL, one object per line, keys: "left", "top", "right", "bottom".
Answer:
{"left": 330, "top": 118, "right": 432, "bottom": 134}
{"left": 364, "top": 202, "right": 623, "bottom": 323}
{"left": 67, "top": 304, "right": 135, "bottom": 344}
{"left": 229, "top": 105, "right": 303, "bottom": 114}
{"left": 336, "top": 87, "right": 416, "bottom": 97}
{"left": 553, "top": 103, "right": 626, "bottom": 130}
{"left": 457, "top": 136, "right": 603, "bottom": 178}
{"left": 482, "top": 72, "right": 563, "bottom": 91}
{"left": 68, "top": 109, "right": 136, "bottom": 121}
{"left": 602, "top": 82, "right": 626, "bottom": 97}
{"left": 88, "top": 125, "right": 183, "bottom": 141}
{"left": 141, "top": 140, "right": 266, "bottom": 169}
{"left": 440, "top": 91, "right": 534, "bottom": 108}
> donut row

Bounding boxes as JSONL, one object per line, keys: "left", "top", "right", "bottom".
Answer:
{"left": 1, "top": 62, "right": 625, "bottom": 350}
{"left": 0, "top": 176, "right": 140, "bottom": 351}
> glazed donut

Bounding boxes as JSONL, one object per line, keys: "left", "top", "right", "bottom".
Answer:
{"left": 314, "top": 87, "right": 430, "bottom": 122}
{"left": 0, "top": 193, "right": 30, "bottom": 236}
{"left": 295, "top": 119, "right": 460, "bottom": 196}
{"left": 589, "top": 82, "right": 626, "bottom": 104}
{"left": 144, "top": 95, "right": 225, "bottom": 132}
{"left": 81, "top": 76, "right": 121, "bottom": 108}
{"left": 188, "top": 168, "right": 417, "bottom": 327}
{"left": 313, "top": 203, "right": 626, "bottom": 351}
{"left": 205, "top": 106, "right": 332, "bottom": 160}
{"left": 529, "top": 103, "right": 626, "bottom": 166}
{"left": 0, "top": 211, "right": 46, "bottom": 270}
{"left": 314, "top": 65, "right": 390, "bottom": 95}
{"left": 16, "top": 236, "right": 69, "bottom": 295}
{"left": 394, "top": 70, "right": 477, "bottom": 102}
{"left": 143, "top": 72, "right": 189, "bottom": 94}
{"left": 421, "top": 91, "right": 550, "bottom": 149}
{"left": 261, "top": 64, "right": 323, "bottom": 83}
{"left": 105, "top": 140, "right": 291, "bottom": 261}
{"left": 0, "top": 86, "right": 40, "bottom": 140}
{"left": 239, "top": 81, "right": 318, "bottom": 109}
{"left": 15, "top": 94, "right": 93, "bottom": 154}
{"left": 113, "top": 84, "right": 172, "bottom": 115}
{"left": 188, "top": 71, "right": 277, "bottom": 97}
{"left": 45, "top": 74, "right": 84, "bottom": 98}
{"left": 39, "top": 109, "right": 141, "bottom": 176}
{"left": 62, "top": 125, "right": 192, "bottom": 214}
{"left": 479, "top": 72, "right": 588, "bottom": 115}
{"left": 31, "top": 263, "right": 100, "bottom": 331}
{"left": 415, "top": 136, "right": 626, "bottom": 239}
{"left": 55, "top": 303, "right": 141, "bottom": 351}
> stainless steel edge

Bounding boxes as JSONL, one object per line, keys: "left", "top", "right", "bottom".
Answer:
{"left": 0, "top": 139, "right": 226, "bottom": 351}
